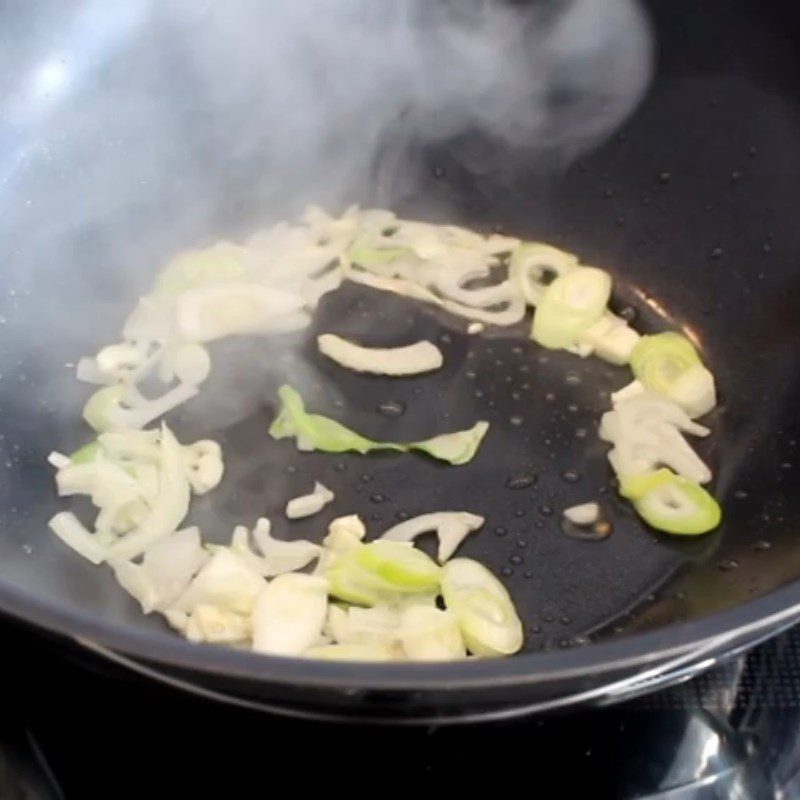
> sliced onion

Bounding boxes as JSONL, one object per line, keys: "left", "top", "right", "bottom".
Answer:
{"left": 169, "top": 548, "right": 265, "bottom": 615}
{"left": 400, "top": 606, "right": 466, "bottom": 661}
{"left": 509, "top": 243, "right": 579, "bottom": 306}
{"left": 440, "top": 559, "right": 523, "bottom": 657}
{"left": 176, "top": 283, "right": 305, "bottom": 343}
{"left": 532, "top": 267, "right": 612, "bottom": 350}
{"left": 285, "top": 482, "right": 334, "bottom": 520}
{"left": 380, "top": 512, "right": 485, "bottom": 562}
{"left": 251, "top": 574, "right": 329, "bottom": 656}
{"left": 48, "top": 512, "right": 108, "bottom": 565}
{"left": 317, "top": 334, "right": 443, "bottom": 376}
{"left": 105, "top": 425, "right": 190, "bottom": 561}
{"left": 251, "top": 518, "right": 322, "bottom": 576}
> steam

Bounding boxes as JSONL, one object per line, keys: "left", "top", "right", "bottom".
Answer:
{"left": 0, "top": 0, "right": 654, "bottom": 520}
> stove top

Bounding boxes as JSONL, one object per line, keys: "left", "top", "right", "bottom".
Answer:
{"left": 2, "top": 620, "right": 799, "bottom": 800}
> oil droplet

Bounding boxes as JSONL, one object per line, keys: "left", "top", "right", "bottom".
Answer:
{"left": 466, "top": 370, "right": 477, "bottom": 380}
{"left": 561, "top": 469, "right": 581, "bottom": 483}
{"left": 370, "top": 513, "right": 382, "bottom": 522}
{"left": 494, "top": 526, "right": 508, "bottom": 537}
{"left": 545, "top": 392, "right": 556, "bottom": 402}
{"left": 529, "top": 623, "right": 542, "bottom": 632}
{"left": 396, "top": 510, "right": 410, "bottom": 521}
{"left": 560, "top": 616, "right": 572, "bottom": 625}
{"left": 517, "top": 539, "right": 527, "bottom": 548}
{"left": 603, "top": 188, "right": 615, "bottom": 199}
{"left": 412, "top": 387, "right": 423, "bottom": 396}
{"left": 709, "top": 247, "right": 724, "bottom": 260}
{"left": 534, "top": 520, "right": 545, "bottom": 529}
{"left": 524, "top": 571, "right": 534, "bottom": 580}
{"left": 333, "top": 398, "right": 344, "bottom": 408}
{"left": 506, "top": 473, "right": 537, "bottom": 490}
{"left": 657, "top": 171, "right": 672, "bottom": 185}
{"left": 567, "top": 404, "right": 579, "bottom": 414}
{"left": 333, "top": 462, "right": 348, "bottom": 473}
{"left": 719, "top": 559, "right": 739, "bottom": 571}
{"left": 514, "top": 509, "right": 526, "bottom": 518}
{"left": 509, "top": 554, "right": 523, "bottom": 566}
{"left": 440, "top": 332, "right": 452, "bottom": 344}
{"left": 473, "top": 389, "right": 484, "bottom": 399}
{"left": 575, "top": 428, "right": 588, "bottom": 440}
{"left": 286, "top": 465, "right": 298, "bottom": 474}
{"left": 360, "top": 474, "right": 373, "bottom": 484}
{"left": 538, "top": 505, "right": 554, "bottom": 517}
{"left": 433, "top": 166, "right": 446, "bottom": 178}
{"left": 501, "top": 566, "right": 514, "bottom": 577}
{"left": 376, "top": 400, "right": 406, "bottom": 417}
{"left": 753, "top": 540, "right": 772, "bottom": 551}
{"left": 509, "top": 416, "right": 523, "bottom": 427}
{"left": 733, "top": 489, "right": 748, "bottom": 499}
{"left": 370, "top": 493, "right": 386, "bottom": 504}
{"left": 565, "top": 373, "right": 581, "bottom": 386}
{"left": 675, "top": 590, "right": 688, "bottom": 600}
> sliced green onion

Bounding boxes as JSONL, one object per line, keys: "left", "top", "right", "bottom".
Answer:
{"left": 353, "top": 541, "right": 442, "bottom": 593}
{"left": 630, "top": 333, "right": 716, "bottom": 418}
{"left": 440, "top": 559, "right": 523, "bottom": 657}
{"left": 269, "top": 385, "right": 489, "bottom": 465}
{"left": 325, "top": 553, "right": 401, "bottom": 607}
{"left": 412, "top": 421, "right": 489, "bottom": 466}
{"left": 620, "top": 468, "right": 721, "bottom": 535}
{"left": 532, "top": 267, "right": 612, "bottom": 350}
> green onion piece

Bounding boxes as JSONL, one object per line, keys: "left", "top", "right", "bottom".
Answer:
{"left": 269, "top": 385, "right": 489, "bottom": 465}
{"left": 70, "top": 441, "right": 101, "bottom": 464}
{"left": 353, "top": 541, "right": 442, "bottom": 593}
{"left": 269, "top": 385, "right": 392, "bottom": 454}
{"left": 412, "top": 421, "right": 489, "bottom": 466}
{"left": 620, "top": 468, "right": 721, "bottom": 535}
{"left": 440, "top": 559, "right": 523, "bottom": 657}
{"left": 630, "top": 333, "right": 716, "bottom": 418}
{"left": 325, "top": 551, "right": 401, "bottom": 607}
{"left": 531, "top": 267, "right": 612, "bottom": 350}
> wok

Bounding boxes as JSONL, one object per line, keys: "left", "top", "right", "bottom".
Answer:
{"left": 0, "top": 0, "right": 799, "bottom": 722}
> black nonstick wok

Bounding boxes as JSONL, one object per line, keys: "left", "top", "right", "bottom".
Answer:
{"left": 0, "top": 0, "right": 799, "bottom": 722}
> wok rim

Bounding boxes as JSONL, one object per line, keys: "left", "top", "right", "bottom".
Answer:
{"left": 2, "top": 574, "right": 799, "bottom": 692}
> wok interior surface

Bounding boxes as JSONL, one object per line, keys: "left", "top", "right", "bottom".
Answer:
{"left": 0, "top": 0, "right": 799, "bottom": 704}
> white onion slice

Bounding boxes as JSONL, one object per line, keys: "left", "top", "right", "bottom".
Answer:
{"left": 251, "top": 574, "right": 329, "bottom": 656}
{"left": 105, "top": 425, "right": 190, "bottom": 561}
{"left": 380, "top": 512, "right": 484, "bottom": 562}
{"left": 285, "top": 482, "right": 335, "bottom": 519}
{"left": 400, "top": 606, "right": 466, "bottom": 661}
{"left": 317, "top": 334, "right": 443, "bottom": 376}
{"left": 176, "top": 283, "right": 305, "bottom": 343}
{"left": 251, "top": 518, "right": 322, "bottom": 576}
{"left": 47, "top": 451, "right": 71, "bottom": 469}
{"left": 48, "top": 512, "right": 108, "bottom": 565}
